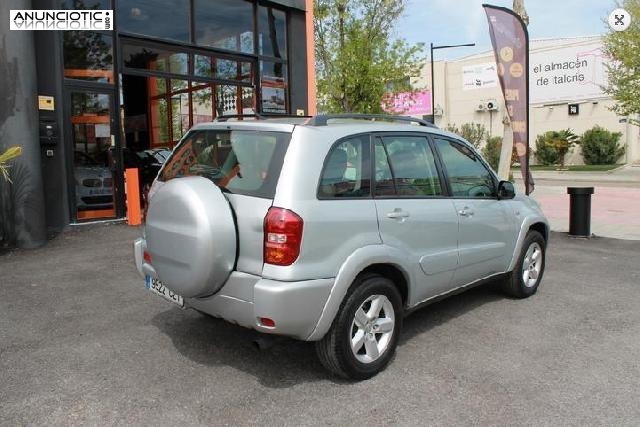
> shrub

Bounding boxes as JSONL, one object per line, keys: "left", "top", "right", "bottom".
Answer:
{"left": 580, "top": 126, "right": 625, "bottom": 165}
{"left": 535, "top": 129, "right": 579, "bottom": 167}
{"left": 445, "top": 122, "right": 487, "bottom": 148}
{"left": 534, "top": 132, "right": 560, "bottom": 166}
{"left": 482, "top": 136, "right": 502, "bottom": 170}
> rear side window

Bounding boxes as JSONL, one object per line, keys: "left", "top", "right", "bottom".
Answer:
{"left": 374, "top": 135, "right": 443, "bottom": 197}
{"left": 159, "top": 129, "right": 290, "bottom": 198}
{"left": 318, "top": 135, "right": 371, "bottom": 198}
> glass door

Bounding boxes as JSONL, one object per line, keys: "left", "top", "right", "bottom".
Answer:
{"left": 68, "top": 90, "right": 119, "bottom": 221}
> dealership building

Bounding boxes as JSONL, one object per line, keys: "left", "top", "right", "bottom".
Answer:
{"left": 404, "top": 35, "right": 640, "bottom": 166}
{"left": 0, "top": 0, "right": 315, "bottom": 247}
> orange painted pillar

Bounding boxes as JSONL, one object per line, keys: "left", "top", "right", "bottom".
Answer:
{"left": 305, "top": 0, "right": 317, "bottom": 115}
{"left": 125, "top": 168, "right": 142, "bottom": 226}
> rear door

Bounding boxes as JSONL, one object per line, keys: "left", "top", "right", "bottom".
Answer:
{"left": 432, "top": 137, "right": 518, "bottom": 285}
{"left": 157, "top": 128, "right": 291, "bottom": 276}
{"left": 373, "top": 134, "right": 459, "bottom": 304}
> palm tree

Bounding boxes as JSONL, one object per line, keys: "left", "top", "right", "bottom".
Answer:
{"left": 548, "top": 129, "right": 580, "bottom": 169}
{"left": 0, "top": 146, "right": 22, "bottom": 182}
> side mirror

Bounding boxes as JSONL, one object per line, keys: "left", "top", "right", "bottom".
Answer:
{"left": 497, "top": 180, "right": 515, "bottom": 200}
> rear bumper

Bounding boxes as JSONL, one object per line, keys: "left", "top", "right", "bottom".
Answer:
{"left": 134, "top": 238, "right": 334, "bottom": 340}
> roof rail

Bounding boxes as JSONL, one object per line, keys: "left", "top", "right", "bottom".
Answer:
{"left": 306, "top": 114, "right": 438, "bottom": 128}
{"left": 214, "top": 113, "right": 311, "bottom": 122}
{"left": 214, "top": 114, "right": 261, "bottom": 122}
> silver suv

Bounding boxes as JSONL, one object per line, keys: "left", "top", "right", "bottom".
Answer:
{"left": 134, "top": 114, "right": 548, "bottom": 380}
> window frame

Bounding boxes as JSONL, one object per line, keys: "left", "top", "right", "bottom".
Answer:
{"left": 316, "top": 133, "right": 373, "bottom": 201}
{"left": 371, "top": 132, "right": 450, "bottom": 200}
{"left": 429, "top": 135, "right": 500, "bottom": 200}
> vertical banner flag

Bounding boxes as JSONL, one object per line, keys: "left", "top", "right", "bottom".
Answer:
{"left": 483, "top": 4, "right": 534, "bottom": 193}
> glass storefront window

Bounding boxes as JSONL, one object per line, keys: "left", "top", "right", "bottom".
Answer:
{"left": 122, "top": 43, "right": 189, "bottom": 76}
{"left": 194, "top": 55, "right": 253, "bottom": 83}
{"left": 171, "top": 79, "right": 188, "bottom": 93}
{"left": 171, "top": 93, "right": 189, "bottom": 141}
{"left": 216, "top": 85, "right": 239, "bottom": 116}
{"left": 147, "top": 76, "right": 166, "bottom": 97}
{"left": 194, "top": 0, "right": 254, "bottom": 53}
{"left": 117, "top": 0, "right": 189, "bottom": 42}
{"left": 150, "top": 98, "right": 169, "bottom": 147}
{"left": 63, "top": 32, "right": 114, "bottom": 83}
{"left": 261, "top": 60, "right": 287, "bottom": 114}
{"left": 191, "top": 85, "right": 213, "bottom": 124}
{"left": 241, "top": 87, "right": 256, "bottom": 115}
{"left": 61, "top": 0, "right": 110, "bottom": 10}
{"left": 258, "top": 5, "right": 287, "bottom": 59}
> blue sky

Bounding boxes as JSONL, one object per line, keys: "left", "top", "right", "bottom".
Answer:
{"left": 397, "top": 0, "right": 617, "bottom": 59}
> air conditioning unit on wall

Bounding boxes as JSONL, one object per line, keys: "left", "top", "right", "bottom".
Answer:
{"left": 485, "top": 100, "right": 499, "bottom": 111}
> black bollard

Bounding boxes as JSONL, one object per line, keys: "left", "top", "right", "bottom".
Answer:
{"left": 567, "top": 187, "right": 594, "bottom": 237}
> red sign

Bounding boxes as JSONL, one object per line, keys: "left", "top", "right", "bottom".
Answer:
{"left": 382, "top": 90, "right": 432, "bottom": 115}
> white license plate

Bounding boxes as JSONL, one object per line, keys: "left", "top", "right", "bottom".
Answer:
{"left": 145, "top": 276, "right": 183, "bottom": 307}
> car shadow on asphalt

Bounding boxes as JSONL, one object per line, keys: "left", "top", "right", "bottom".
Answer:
{"left": 398, "top": 281, "right": 505, "bottom": 346}
{"left": 150, "top": 308, "right": 330, "bottom": 388}
{"left": 151, "top": 281, "right": 505, "bottom": 387}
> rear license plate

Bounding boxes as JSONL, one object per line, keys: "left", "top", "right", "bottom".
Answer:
{"left": 145, "top": 275, "right": 184, "bottom": 307}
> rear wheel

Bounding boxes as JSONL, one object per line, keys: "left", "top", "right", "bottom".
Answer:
{"left": 315, "top": 274, "right": 402, "bottom": 380}
{"left": 503, "top": 231, "right": 546, "bottom": 298}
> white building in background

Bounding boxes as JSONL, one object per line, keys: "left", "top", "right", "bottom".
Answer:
{"left": 413, "top": 35, "right": 640, "bottom": 165}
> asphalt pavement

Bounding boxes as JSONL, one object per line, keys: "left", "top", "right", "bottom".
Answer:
{"left": 1, "top": 223, "right": 639, "bottom": 425}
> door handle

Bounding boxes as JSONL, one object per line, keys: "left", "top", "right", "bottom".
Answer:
{"left": 458, "top": 207, "right": 474, "bottom": 217}
{"left": 386, "top": 209, "right": 410, "bottom": 219}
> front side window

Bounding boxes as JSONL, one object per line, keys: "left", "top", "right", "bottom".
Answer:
{"left": 434, "top": 138, "right": 496, "bottom": 198}
{"left": 374, "top": 136, "right": 442, "bottom": 197}
{"left": 159, "top": 130, "right": 290, "bottom": 198}
{"left": 318, "top": 136, "right": 370, "bottom": 198}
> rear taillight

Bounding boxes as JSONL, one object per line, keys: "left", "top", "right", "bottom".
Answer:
{"left": 143, "top": 250, "right": 152, "bottom": 264}
{"left": 264, "top": 207, "right": 303, "bottom": 266}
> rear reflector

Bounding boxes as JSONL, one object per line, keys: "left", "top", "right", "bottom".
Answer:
{"left": 264, "top": 207, "right": 303, "bottom": 266}
{"left": 143, "top": 250, "right": 152, "bottom": 264}
{"left": 259, "top": 317, "right": 276, "bottom": 328}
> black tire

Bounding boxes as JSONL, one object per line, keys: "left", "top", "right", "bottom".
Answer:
{"left": 503, "top": 231, "right": 546, "bottom": 298}
{"left": 315, "top": 274, "right": 403, "bottom": 380}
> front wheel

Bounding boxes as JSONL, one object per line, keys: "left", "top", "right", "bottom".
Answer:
{"left": 315, "top": 274, "right": 403, "bottom": 380}
{"left": 503, "top": 230, "right": 546, "bottom": 298}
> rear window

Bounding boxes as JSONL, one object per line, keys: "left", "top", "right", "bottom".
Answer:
{"left": 159, "top": 129, "right": 290, "bottom": 198}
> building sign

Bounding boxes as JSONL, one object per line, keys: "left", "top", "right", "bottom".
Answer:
{"left": 568, "top": 103, "right": 579, "bottom": 115}
{"left": 382, "top": 90, "right": 432, "bottom": 115}
{"left": 530, "top": 41, "right": 607, "bottom": 104}
{"left": 462, "top": 62, "right": 499, "bottom": 90}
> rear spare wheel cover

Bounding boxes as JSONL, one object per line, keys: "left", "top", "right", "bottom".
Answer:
{"left": 145, "top": 176, "right": 237, "bottom": 298}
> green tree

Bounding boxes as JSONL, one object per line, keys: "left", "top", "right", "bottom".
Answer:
{"left": 314, "top": 0, "right": 425, "bottom": 113}
{"left": 603, "top": 0, "right": 640, "bottom": 124}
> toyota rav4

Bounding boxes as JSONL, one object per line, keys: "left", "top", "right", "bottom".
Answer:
{"left": 133, "top": 114, "right": 548, "bottom": 380}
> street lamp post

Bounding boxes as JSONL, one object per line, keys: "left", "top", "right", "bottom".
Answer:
{"left": 430, "top": 42, "right": 476, "bottom": 124}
